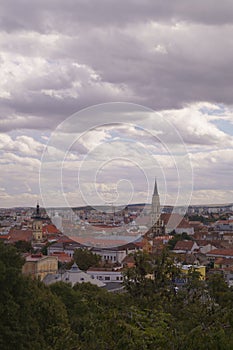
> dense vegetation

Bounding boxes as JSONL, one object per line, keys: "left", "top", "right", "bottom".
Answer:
{"left": 1, "top": 242, "right": 233, "bottom": 349}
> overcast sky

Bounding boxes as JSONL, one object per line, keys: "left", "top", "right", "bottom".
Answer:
{"left": 0, "top": 0, "right": 233, "bottom": 208}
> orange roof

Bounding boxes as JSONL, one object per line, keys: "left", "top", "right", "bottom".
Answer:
{"left": 42, "top": 224, "right": 60, "bottom": 235}
{"left": 9, "top": 228, "right": 33, "bottom": 243}
{"left": 174, "top": 240, "right": 196, "bottom": 251}
{"left": 207, "top": 249, "right": 233, "bottom": 257}
{"left": 57, "top": 235, "right": 76, "bottom": 243}
{"left": 51, "top": 252, "right": 72, "bottom": 263}
{"left": 0, "top": 234, "right": 11, "bottom": 241}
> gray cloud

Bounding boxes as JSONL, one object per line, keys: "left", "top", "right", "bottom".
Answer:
{"left": 1, "top": 0, "right": 233, "bottom": 34}
{"left": 0, "top": 1, "right": 233, "bottom": 207}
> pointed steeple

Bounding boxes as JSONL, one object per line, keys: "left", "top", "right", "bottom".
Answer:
{"left": 153, "top": 177, "right": 159, "bottom": 196}
{"left": 36, "top": 201, "right": 40, "bottom": 216}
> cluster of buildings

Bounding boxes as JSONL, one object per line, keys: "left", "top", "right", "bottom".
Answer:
{"left": 1, "top": 179, "right": 233, "bottom": 290}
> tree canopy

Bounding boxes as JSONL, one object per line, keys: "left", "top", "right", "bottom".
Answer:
{"left": 1, "top": 242, "right": 233, "bottom": 349}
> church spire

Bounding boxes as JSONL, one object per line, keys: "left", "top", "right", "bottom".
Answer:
{"left": 153, "top": 177, "right": 159, "bottom": 196}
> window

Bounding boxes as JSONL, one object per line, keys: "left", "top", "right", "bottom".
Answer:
{"left": 105, "top": 276, "right": 110, "bottom": 281}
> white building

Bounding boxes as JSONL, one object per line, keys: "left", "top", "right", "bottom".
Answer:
{"left": 87, "top": 268, "right": 123, "bottom": 283}
{"left": 44, "top": 263, "right": 105, "bottom": 287}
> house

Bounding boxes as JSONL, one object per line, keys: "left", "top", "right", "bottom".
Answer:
{"left": 50, "top": 251, "right": 73, "bottom": 264}
{"left": 42, "top": 224, "right": 61, "bottom": 237}
{"left": 206, "top": 249, "right": 233, "bottom": 260}
{"left": 196, "top": 240, "right": 218, "bottom": 254}
{"left": 214, "top": 257, "right": 233, "bottom": 269}
{"left": 181, "top": 265, "right": 206, "bottom": 280}
{"left": 160, "top": 214, "right": 194, "bottom": 235}
{"left": 214, "top": 220, "right": 233, "bottom": 231}
{"left": 0, "top": 233, "right": 11, "bottom": 243}
{"left": 173, "top": 240, "right": 199, "bottom": 254}
{"left": 22, "top": 253, "right": 58, "bottom": 280}
{"left": 8, "top": 228, "right": 33, "bottom": 243}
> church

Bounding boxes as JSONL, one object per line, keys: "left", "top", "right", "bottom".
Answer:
{"left": 147, "top": 178, "right": 165, "bottom": 238}
{"left": 145, "top": 178, "right": 194, "bottom": 243}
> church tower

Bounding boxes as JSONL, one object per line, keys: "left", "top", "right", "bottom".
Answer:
{"left": 151, "top": 178, "right": 160, "bottom": 227}
{"left": 32, "top": 203, "right": 43, "bottom": 242}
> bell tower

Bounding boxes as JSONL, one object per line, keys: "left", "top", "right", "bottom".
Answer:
{"left": 32, "top": 203, "right": 43, "bottom": 242}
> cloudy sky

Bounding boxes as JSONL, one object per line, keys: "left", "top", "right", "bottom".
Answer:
{"left": 0, "top": 0, "right": 233, "bottom": 208}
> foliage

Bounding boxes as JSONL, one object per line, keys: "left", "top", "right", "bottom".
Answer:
{"left": 72, "top": 248, "right": 101, "bottom": 271}
{"left": 0, "top": 242, "right": 77, "bottom": 350}
{"left": 14, "top": 240, "right": 33, "bottom": 253}
{"left": 2, "top": 242, "right": 233, "bottom": 349}
{"left": 167, "top": 232, "right": 193, "bottom": 250}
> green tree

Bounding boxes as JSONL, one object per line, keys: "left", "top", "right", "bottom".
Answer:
{"left": 73, "top": 248, "right": 101, "bottom": 271}
{"left": 0, "top": 242, "right": 78, "bottom": 350}
{"left": 14, "top": 240, "right": 33, "bottom": 253}
{"left": 167, "top": 232, "right": 193, "bottom": 250}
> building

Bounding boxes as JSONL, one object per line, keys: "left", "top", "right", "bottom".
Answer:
{"left": 43, "top": 262, "right": 105, "bottom": 287}
{"left": 22, "top": 253, "right": 58, "bottom": 280}
{"left": 181, "top": 265, "right": 206, "bottom": 280}
{"left": 32, "top": 203, "right": 43, "bottom": 242}
{"left": 206, "top": 249, "right": 233, "bottom": 260}
{"left": 150, "top": 178, "right": 161, "bottom": 229}
{"left": 161, "top": 213, "right": 194, "bottom": 235}
{"left": 173, "top": 240, "right": 199, "bottom": 254}
{"left": 146, "top": 178, "right": 165, "bottom": 241}
{"left": 87, "top": 267, "right": 123, "bottom": 283}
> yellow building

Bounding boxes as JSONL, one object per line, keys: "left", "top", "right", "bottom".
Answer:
{"left": 32, "top": 203, "right": 43, "bottom": 242}
{"left": 22, "top": 253, "right": 58, "bottom": 280}
{"left": 181, "top": 265, "right": 206, "bottom": 280}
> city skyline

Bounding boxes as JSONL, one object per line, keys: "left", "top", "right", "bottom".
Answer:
{"left": 0, "top": 1, "right": 233, "bottom": 207}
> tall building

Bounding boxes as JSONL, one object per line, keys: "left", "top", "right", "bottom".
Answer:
{"left": 32, "top": 203, "right": 43, "bottom": 242}
{"left": 151, "top": 178, "right": 160, "bottom": 228}
{"left": 146, "top": 178, "right": 164, "bottom": 238}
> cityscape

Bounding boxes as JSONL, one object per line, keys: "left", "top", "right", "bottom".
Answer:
{"left": 1, "top": 1, "right": 233, "bottom": 349}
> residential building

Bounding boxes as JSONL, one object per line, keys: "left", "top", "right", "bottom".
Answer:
{"left": 22, "top": 253, "right": 58, "bottom": 280}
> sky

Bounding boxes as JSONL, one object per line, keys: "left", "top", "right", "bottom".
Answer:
{"left": 0, "top": 0, "right": 233, "bottom": 208}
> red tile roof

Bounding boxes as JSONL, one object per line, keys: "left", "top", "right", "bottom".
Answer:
{"left": 0, "top": 234, "right": 11, "bottom": 241}
{"left": 9, "top": 228, "right": 33, "bottom": 243}
{"left": 42, "top": 224, "right": 60, "bottom": 235}
{"left": 207, "top": 249, "right": 233, "bottom": 257}
{"left": 173, "top": 240, "right": 196, "bottom": 251}
{"left": 51, "top": 252, "right": 72, "bottom": 263}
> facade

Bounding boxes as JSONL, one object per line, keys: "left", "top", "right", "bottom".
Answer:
{"left": 91, "top": 243, "right": 139, "bottom": 264}
{"left": 181, "top": 265, "right": 206, "bottom": 280}
{"left": 22, "top": 253, "right": 58, "bottom": 280}
{"left": 87, "top": 268, "right": 123, "bottom": 283}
